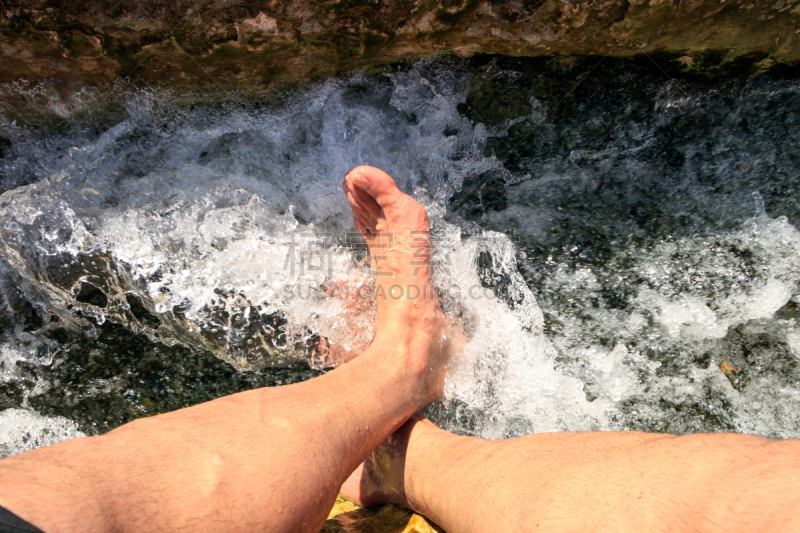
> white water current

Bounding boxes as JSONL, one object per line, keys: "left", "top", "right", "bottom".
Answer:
{"left": 2, "top": 59, "right": 800, "bottom": 454}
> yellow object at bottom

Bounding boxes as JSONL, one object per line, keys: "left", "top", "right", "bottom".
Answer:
{"left": 324, "top": 497, "right": 442, "bottom": 533}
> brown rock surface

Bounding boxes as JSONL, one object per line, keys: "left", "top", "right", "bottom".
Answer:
{"left": 2, "top": 0, "right": 800, "bottom": 93}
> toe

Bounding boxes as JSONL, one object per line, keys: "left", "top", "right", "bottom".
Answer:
{"left": 345, "top": 166, "right": 431, "bottom": 234}
{"left": 345, "top": 189, "right": 378, "bottom": 227}
{"left": 344, "top": 166, "right": 403, "bottom": 209}
{"left": 343, "top": 180, "right": 382, "bottom": 223}
{"left": 349, "top": 183, "right": 383, "bottom": 221}
{"left": 353, "top": 215, "right": 377, "bottom": 242}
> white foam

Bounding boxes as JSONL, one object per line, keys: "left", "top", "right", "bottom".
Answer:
{"left": 0, "top": 65, "right": 496, "bottom": 370}
{"left": 0, "top": 408, "right": 85, "bottom": 459}
{"left": 635, "top": 218, "right": 800, "bottom": 341}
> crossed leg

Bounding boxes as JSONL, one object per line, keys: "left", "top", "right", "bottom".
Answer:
{"left": 342, "top": 401, "right": 800, "bottom": 532}
{"left": 0, "top": 166, "right": 453, "bottom": 533}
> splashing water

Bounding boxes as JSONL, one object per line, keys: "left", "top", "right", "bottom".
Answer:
{"left": 0, "top": 408, "right": 85, "bottom": 457}
{"left": 2, "top": 57, "right": 800, "bottom": 453}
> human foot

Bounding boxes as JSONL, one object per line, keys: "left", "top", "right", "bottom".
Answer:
{"left": 339, "top": 413, "right": 423, "bottom": 509}
{"left": 342, "top": 166, "right": 453, "bottom": 401}
{"left": 340, "top": 413, "right": 458, "bottom": 518}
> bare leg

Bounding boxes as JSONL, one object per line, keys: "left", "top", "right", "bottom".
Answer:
{"left": 342, "top": 416, "right": 800, "bottom": 532}
{"left": 0, "top": 166, "right": 453, "bottom": 533}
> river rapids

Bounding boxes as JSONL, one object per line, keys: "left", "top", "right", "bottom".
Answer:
{"left": 2, "top": 56, "right": 800, "bottom": 456}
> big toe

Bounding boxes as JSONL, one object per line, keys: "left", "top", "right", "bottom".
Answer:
{"left": 344, "top": 166, "right": 429, "bottom": 232}
{"left": 344, "top": 166, "right": 401, "bottom": 208}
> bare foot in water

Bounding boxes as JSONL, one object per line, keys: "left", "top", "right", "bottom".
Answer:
{"left": 339, "top": 166, "right": 458, "bottom": 510}
{"left": 342, "top": 165, "right": 453, "bottom": 401}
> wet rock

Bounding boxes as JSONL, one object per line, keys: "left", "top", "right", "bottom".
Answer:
{"left": 0, "top": 137, "right": 11, "bottom": 159}
{"left": 720, "top": 358, "right": 750, "bottom": 391}
{"left": 2, "top": 0, "right": 800, "bottom": 96}
{"left": 22, "top": 320, "right": 324, "bottom": 435}
{"left": 448, "top": 170, "right": 508, "bottom": 221}
{"left": 713, "top": 320, "right": 800, "bottom": 391}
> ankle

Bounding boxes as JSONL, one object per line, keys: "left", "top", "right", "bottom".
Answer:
{"left": 372, "top": 324, "right": 428, "bottom": 371}
{"left": 371, "top": 328, "right": 444, "bottom": 404}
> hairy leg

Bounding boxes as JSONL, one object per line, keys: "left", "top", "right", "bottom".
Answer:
{"left": 343, "top": 416, "right": 800, "bottom": 533}
{"left": 0, "top": 166, "right": 453, "bottom": 533}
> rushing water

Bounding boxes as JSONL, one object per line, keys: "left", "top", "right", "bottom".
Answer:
{"left": 2, "top": 56, "right": 800, "bottom": 457}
